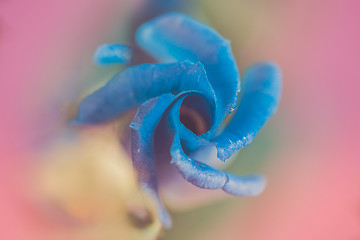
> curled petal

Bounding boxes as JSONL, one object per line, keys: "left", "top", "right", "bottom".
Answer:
{"left": 75, "top": 61, "right": 215, "bottom": 124}
{"left": 169, "top": 96, "right": 267, "bottom": 196}
{"left": 171, "top": 136, "right": 228, "bottom": 190}
{"left": 171, "top": 139, "right": 266, "bottom": 197}
{"left": 129, "top": 90, "right": 214, "bottom": 227}
{"left": 222, "top": 174, "right": 267, "bottom": 197}
{"left": 214, "top": 62, "right": 282, "bottom": 161}
{"left": 130, "top": 94, "right": 175, "bottom": 228}
{"left": 136, "top": 12, "right": 240, "bottom": 136}
{"left": 168, "top": 96, "right": 227, "bottom": 189}
{"left": 75, "top": 12, "right": 282, "bottom": 228}
{"left": 129, "top": 91, "right": 214, "bottom": 227}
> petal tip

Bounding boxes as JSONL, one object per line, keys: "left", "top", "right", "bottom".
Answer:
{"left": 223, "top": 174, "right": 267, "bottom": 197}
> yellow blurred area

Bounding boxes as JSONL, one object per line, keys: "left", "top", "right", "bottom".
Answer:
{"left": 33, "top": 123, "right": 161, "bottom": 240}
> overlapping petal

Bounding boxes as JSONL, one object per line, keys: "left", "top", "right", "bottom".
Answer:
{"left": 214, "top": 62, "right": 282, "bottom": 161}
{"left": 136, "top": 12, "right": 240, "bottom": 138}
{"left": 75, "top": 61, "right": 214, "bottom": 124}
{"left": 75, "top": 12, "right": 282, "bottom": 227}
{"left": 130, "top": 94, "right": 175, "bottom": 228}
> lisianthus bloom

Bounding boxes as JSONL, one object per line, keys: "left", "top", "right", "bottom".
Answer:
{"left": 75, "top": 12, "right": 282, "bottom": 227}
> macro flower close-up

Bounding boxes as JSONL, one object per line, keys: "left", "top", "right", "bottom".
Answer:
{"left": 1, "top": 0, "right": 360, "bottom": 240}
{"left": 75, "top": 12, "right": 281, "bottom": 228}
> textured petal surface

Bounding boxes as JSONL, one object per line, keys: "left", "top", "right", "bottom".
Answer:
{"left": 168, "top": 96, "right": 267, "bottom": 196}
{"left": 75, "top": 61, "right": 215, "bottom": 124}
{"left": 214, "top": 62, "right": 282, "bottom": 161}
{"left": 136, "top": 12, "right": 240, "bottom": 137}
{"left": 130, "top": 94, "right": 175, "bottom": 228}
{"left": 129, "top": 91, "right": 207, "bottom": 227}
{"left": 75, "top": 13, "right": 282, "bottom": 228}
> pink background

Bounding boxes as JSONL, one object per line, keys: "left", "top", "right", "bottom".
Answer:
{"left": 1, "top": 0, "right": 359, "bottom": 239}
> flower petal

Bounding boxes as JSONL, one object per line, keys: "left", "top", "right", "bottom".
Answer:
{"left": 130, "top": 90, "right": 214, "bottom": 227}
{"left": 171, "top": 139, "right": 267, "bottom": 196}
{"left": 222, "top": 173, "right": 267, "bottom": 197}
{"left": 75, "top": 61, "right": 215, "bottom": 124}
{"left": 75, "top": 12, "right": 282, "bottom": 228}
{"left": 93, "top": 44, "right": 132, "bottom": 65}
{"left": 169, "top": 96, "right": 267, "bottom": 196}
{"left": 130, "top": 94, "right": 175, "bottom": 228}
{"left": 171, "top": 135, "right": 228, "bottom": 189}
{"left": 136, "top": 12, "right": 240, "bottom": 137}
{"left": 214, "top": 62, "right": 282, "bottom": 161}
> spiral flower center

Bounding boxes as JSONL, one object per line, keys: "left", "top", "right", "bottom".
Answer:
{"left": 179, "top": 95, "right": 212, "bottom": 136}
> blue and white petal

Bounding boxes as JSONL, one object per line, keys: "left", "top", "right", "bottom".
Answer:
{"left": 75, "top": 12, "right": 282, "bottom": 228}
{"left": 213, "top": 62, "right": 282, "bottom": 161}
{"left": 130, "top": 94, "right": 175, "bottom": 228}
{"left": 136, "top": 12, "right": 240, "bottom": 137}
{"left": 75, "top": 61, "right": 215, "bottom": 124}
{"left": 168, "top": 94, "right": 267, "bottom": 196}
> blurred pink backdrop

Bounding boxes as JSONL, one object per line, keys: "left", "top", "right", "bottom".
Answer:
{"left": 192, "top": 1, "right": 360, "bottom": 239}
{"left": 1, "top": 0, "right": 360, "bottom": 240}
{"left": 0, "top": 0, "right": 142, "bottom": 239}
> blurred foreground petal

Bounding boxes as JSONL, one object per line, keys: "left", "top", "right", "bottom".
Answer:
{"left": 33, "top": 123, "right": 162, "bottom": 240}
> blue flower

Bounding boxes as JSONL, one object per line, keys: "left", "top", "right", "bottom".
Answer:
{"left": 75, "top": 12, "right": 282, "bottom": 228}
